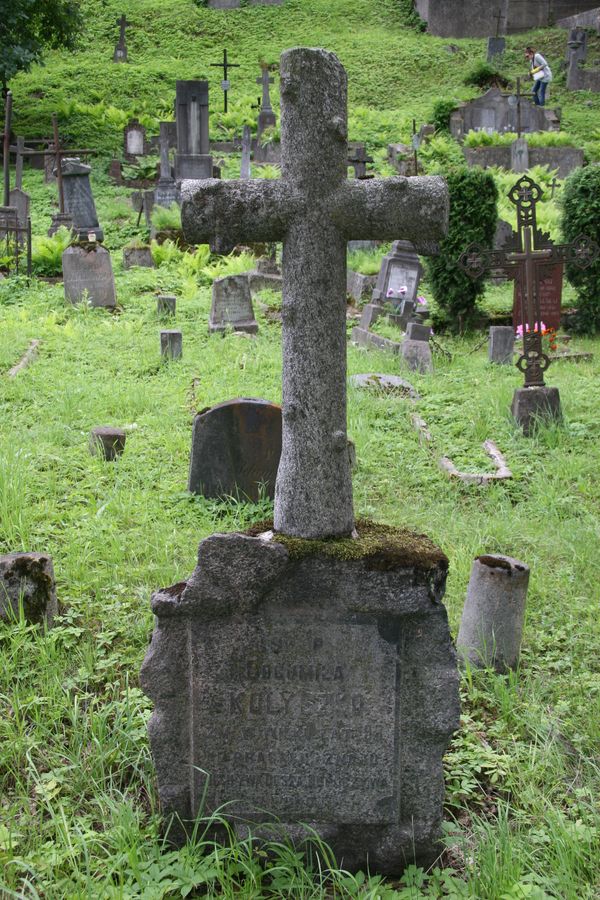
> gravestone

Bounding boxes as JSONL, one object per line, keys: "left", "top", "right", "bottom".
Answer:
{"left": 155, "top": 123, "right": 178, "bottom": 208}
{"left": 123, "top": 245, "right": 154, "bottom": 268}
{"left": 349, "top": 373, "right": 419, "bottom": 398}
{"left": 9, "top": 189, "right": 30, "bottom": 242}
{"left": 157, "top": 293, "right": 176, "bottom": 316}
{"left": 348, "top": 143, "right": 374, "bottom": 179}
{"left": 89, "top": 427, "right": 127, "bottom": 460}
{"left": 240, "top": 125, "right": 252, "bottom": 180}
{"left": 401, "top": 338, "right": 433, "bottom": 373}
{"left": 60, "top": 158, "right": 103, "bottom": 242}
{"left": 62, "top": 245, "right": 116, "bottom": 308}
{"left": 113, "top": 13, "right": 130, "bottom": 62}
{"left": 175, "top": 81, "right": 213, "bottom": 179}
{"left": 124, "top": 119, "right": 146, "bottom": 160}
{"left": 210, "top": 274, "right": 258, "bottom": 333}
{"left": 160, "top": 329, "right": 182, "bottom": 359}
{"left": 511, "top": 138, "right": 529, "bottom": 174}
{"left": 0, "top": 552, "right": 57, "bottom": 626}
{"left": 146, "top": 48, "right": 458, "bottom": 874}
{"left": 450, "top": 88, "right": 560, "bottom": 139}
{"left": 487, "top": 36, "right": 506, "bottom": 62}
{"left": 257, "top": 66, "right": 277, "bottom": 134}
{"left": 489, "top": 326, "right": 515, "bottom": 364}
{"left": 512, "top": 262, "right": 563, "bottom": 331}
{"left": 347, "top": 269, "right": 377, "bottom": 302}
{"left": 372, "top": 240, "right": 422, "bottom": 306}
{"left": 406, "top": 321, "right": 430, "bottom": 342}
{"left": 187, "top": 398, "right": 282, "bottom": 500}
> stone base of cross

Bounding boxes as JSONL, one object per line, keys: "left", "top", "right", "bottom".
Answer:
{"left": 182, "top": 49, "right": 448, "bottom": 539}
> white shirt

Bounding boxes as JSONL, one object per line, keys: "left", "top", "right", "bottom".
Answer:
{"left": 533, "top": 52, "right": 552, "bottom": 83}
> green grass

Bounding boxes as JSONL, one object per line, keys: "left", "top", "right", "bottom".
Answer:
{"left": 1, "top": 0, "right": 600, "bottom": 893}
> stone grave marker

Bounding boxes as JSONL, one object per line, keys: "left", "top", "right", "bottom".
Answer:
{"left": 175, "top": 81, "right": 213, "bottom": 179}
{"left": 113, "top": 13, "right": 130, "bottom": 62}
{"left": 160, "top": 329, "right": 182, "bottom": 359}
{"left": 406, "top": 321, "right": 430, "bottom": 342}
{"left": 240, "top": 125, "right": 252, "bottom": 180}
{"left": 123, "top": 245, "right": 154, "bottom": 268}
{"left": 124, "top": 119, "right": 146, "bottom": 160}
{"left": 187, "top": 398, "right": 282, "bottom": 500}
{"left": 155, "top": 122, "right": 178, "bottom": 208}
{"left": 371, "top": 240, "right": 422, "bottom": 307}
{"left": 0, "top": 552, "right": 57, "bottom": 626}
{"left": 89, "top": 427, "right": 127, "bottom": 460}
{"left": 60, "top": 157, "right": 103, "bottom": 242}
{"left": 144, "top": 48, "right": 458, "bottom": 874}
{"left": 210, "top": 274, "right": 258, "bottom": 333}
{"left": 489, "top": 326, "right": 515, "bottom": 364}
{"left": 450, "top": 88, "right": 560, "bottom": 139}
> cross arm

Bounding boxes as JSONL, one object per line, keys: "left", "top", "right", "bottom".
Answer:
{"left": 181, "top": 179, "right": 298, "bottom": 246}
{"left": 331, "top": 176, "right": 449, "bottom": 253}
{"left": 459, "top": 243, "right": 521, "bottom": 279}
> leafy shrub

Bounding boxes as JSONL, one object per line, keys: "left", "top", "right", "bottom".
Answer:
{"left": 121, "top": 157, "right": 159, "bottom": 182}
{"left": 347, "top": 248, "right": 384, "bottom": 276}
{"left": 425, "top": 169, "right": 498, "bottom": 332}
{"left": 465, "top": 130, "right": 579, "bottom": 149}
{"left": 151, "top": 203, "right": 182, "bottom": 232}
{"left": 419, "top": 134, "right": 465, "bottom": 175}
{"left": 201, "top": 252, "right": 256, "bottom": 282}
{"left": 431, "top": 99, "right": 457, "bottom": 134}
{"left": 30, "top": 227, "right": 72, "bottom": 276}
{"left": 150, "top": 239, "right": 184, "bottom": 267}
{"left": 561, "top": 165, "right": 600, "bottom": 333}
{"left": 464, "top": 62, "right": 509, "bottom": 90}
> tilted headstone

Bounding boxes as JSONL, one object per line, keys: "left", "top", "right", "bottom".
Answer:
{"left": 145, "top": 48, "right": 458, "bottom": 873}
{"left": 210, "top": 274, "right": 258, "bottom": 333}
{"left": 175, "top": 81, "right": 213, "bottom": 179}
{"left": 0, "top": 552, "right": 57, "bottom": 626}
{"left": 124, "top": 119, "right": 146, "bottom": 160}
{"left": 60, "top": 157, "right": 103, "bottom": 242}
{"left": 187, "top": 398, "right": 282, "bottom": 500}
{"left": 488, "top": 326, "right": 515, "bottom": 364}
{"left": 371, "top": 240, "right": 422, "bottom": 307}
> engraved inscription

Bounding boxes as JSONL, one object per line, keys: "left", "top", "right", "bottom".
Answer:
{"left": 190, "top": 622, "right": 399, "bottom": 824}
{"left": 213, "top": 291, "right": 254, "bottom": 325}
{"left": 386, "top": 264, "right": 418, "bottom": 300}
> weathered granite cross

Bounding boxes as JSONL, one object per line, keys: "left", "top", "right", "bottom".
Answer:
{"left": 256, "top": 65, "right": 275, "bottom": 115}
{"left": 116, "top": 14, "right": 130, "bottom": 46}
{"left": 182, "top": 48, "right": 448, "bottom": 540}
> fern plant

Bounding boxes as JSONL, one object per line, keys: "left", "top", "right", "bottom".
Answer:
{"left": 30, "top": 227, "right": 72, "bottom": 277}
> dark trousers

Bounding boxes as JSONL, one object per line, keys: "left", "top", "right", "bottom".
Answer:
{"left": 533, "top": 80, "right": 547, "bottom": 106}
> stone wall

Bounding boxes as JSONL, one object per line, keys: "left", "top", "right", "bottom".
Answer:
{"left": 414, "top": 0, "right": 600, "bottom": 36}
{"left": 463, "top": 145, "right": 585, "bottom": 177}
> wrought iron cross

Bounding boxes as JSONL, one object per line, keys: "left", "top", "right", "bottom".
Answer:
{"left": 117, "top": 14, "right": 130, "bottom": 45}
{"left": 459, "top": 175, "right": 598, "bottom": 388}
{"left": 210, "top": 49, "right": 240, "bottom": 113}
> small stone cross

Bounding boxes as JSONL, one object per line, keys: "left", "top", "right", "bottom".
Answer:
{"left": 257, "top": 66, "right": 275, "bottom": 114}
{"left": 493, "top": 8, "right": 504, "bottom": 37}
{"left": 182, "top": 49, "right": 448, "bottom": 539}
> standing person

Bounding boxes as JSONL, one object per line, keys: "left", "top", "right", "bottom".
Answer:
{"left": 525, "top": 46, "right": 552, "bottom": 106}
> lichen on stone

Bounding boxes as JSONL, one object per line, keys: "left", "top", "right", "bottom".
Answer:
{"left": 245, "top": 518, "right": 447, "bottom": 570}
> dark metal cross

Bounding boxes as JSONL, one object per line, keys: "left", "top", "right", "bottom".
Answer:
{"left": 459, "top": 175, "right": 598, "bottom": 388}
{"left": 182, "top": 48, "right": 448, "bottom": 539}
{"left": 550, "top": 176, "right": 559, "bottom": 200}
{"left": 494, "top": 8, "right": 505, "bottom": 37}
{"left": 2, "top": 90, "right": 12, "bottom": 206}
{"left": 347, "top": 145, "right": 374, "bottom": 180}
{"left": 210, "top": 49, "right": 240, "bottom": 113}
{"left": 117, "top": 14, "right": 130, "bottom": 45}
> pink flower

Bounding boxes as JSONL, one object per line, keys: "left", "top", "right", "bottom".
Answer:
{"left": 417, "top": 295, "right": 427, "bottom": 305}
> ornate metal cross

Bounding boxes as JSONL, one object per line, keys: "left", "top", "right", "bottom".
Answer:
{"left": 210, "top": 49, "right": 240, "bottom": 113}
{"left": 459, "top": 175, "right": 598, "bottom": 388}
{"left": 182, "top": 48, "right": 448, "bottom": 539}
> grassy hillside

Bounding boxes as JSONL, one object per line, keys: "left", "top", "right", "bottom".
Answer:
{"left": 7, "top": 0, "right": 600, "bottom": 162}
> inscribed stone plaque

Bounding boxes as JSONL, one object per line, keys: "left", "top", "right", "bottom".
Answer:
{"left": 127, "top": 128, "right": 145, "bottom": 156}
{"left": 387, "top": 264, "right": 419, "bottom": 302}
{"left": 372, "top": 241, "right": 421, "bottom": 305}
{"left": 512, "top": 262, "right": 563, "bottom": 331}
{"left": 192, "top": 619, "right": 397, "bottom": 822}
{"left": 141, "top": 529, "right": 460, "bottom": 873}
{"left": 62, "top": 245, "right": 116, "bottom": 308}
{"left": 210, "top": 274, "right": 258, "bottom": 333}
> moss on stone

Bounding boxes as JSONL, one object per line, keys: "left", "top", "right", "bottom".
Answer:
{"left": 244, "top": 519, "right": 447, "bottom": 571}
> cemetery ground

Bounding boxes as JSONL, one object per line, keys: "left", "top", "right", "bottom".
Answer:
{"left": 0, "top": 172, "right": 599, "bottom": 898}
{"left": 2, "top": 0, "right": 600, "bottom": 895}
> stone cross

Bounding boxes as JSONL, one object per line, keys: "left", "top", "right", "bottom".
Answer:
{"left": 493, "top": 8, "right": 504, "bottom": 37}
{"left": 182, "top": 48, "right": 448, "bottom": 539}
{"left": 257, "top": 66, "right": 275, "bottom": 115}
{"left": 117, "top": 14, "right": 129, "bottom": 43}
{"left": 240, "top": 124, "right": 251, "bottom": 179}
{"left": 459, "top": 175, "right": 598, "bottom": 388}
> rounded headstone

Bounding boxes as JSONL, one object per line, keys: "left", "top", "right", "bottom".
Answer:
{"left": 188, "top": 398, "right": 282, "bottom": 501}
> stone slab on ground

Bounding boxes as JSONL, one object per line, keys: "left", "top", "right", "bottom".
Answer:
{"left": 188, "top": 399, "right": 282, "bottom": 501}
{"left": 349, "top": 373, "right": 419, "bottom": 398}
{"left": 351, "top": 326, "right": 402, "bottom": 355}
{"left": 141, "top": 526, "right": 460, "bottom": 873}
{"left": 0, "top": 553, "right": 57, "bottom": 626}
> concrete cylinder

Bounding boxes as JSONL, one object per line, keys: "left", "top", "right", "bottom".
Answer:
{"left": 89, "top": 427, "right": 126, "bottom": 461}
{"left": 457, "top": 554, "right": 530, "bottom": 673}
{"left": 160, "top": 329, "right": 182, "bottom": 360}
